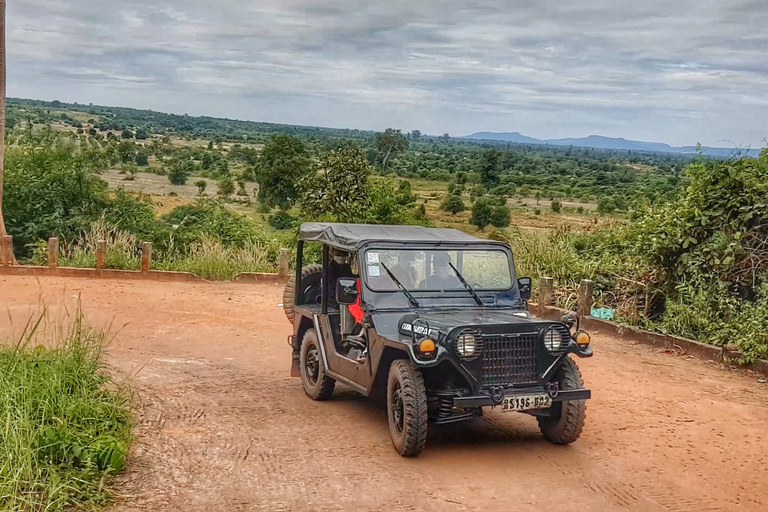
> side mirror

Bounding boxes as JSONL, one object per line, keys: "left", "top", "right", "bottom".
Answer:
{"left": 518, "top": 277, "right": 532, "bottom": 300}
{"left": 336, "top": 278, "right": 359, "bottom": 305}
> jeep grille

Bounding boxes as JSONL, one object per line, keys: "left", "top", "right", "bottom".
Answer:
{"left": 481, "top": 333, "right": 538, "bottom": 387}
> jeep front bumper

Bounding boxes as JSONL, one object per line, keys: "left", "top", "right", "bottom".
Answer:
{"left": 452, "top": 387, "right": 591, "bottom": 408}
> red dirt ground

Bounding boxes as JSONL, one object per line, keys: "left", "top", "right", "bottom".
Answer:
{"left": 1, "top": 275, "right": 767, "bottom": 511}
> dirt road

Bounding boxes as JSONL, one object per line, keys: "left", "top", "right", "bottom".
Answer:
{"left": 2, "top": 276, "right": 767, "bottom": 511}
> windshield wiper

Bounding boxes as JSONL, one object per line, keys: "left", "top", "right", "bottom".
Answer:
{"left": 380, "top": 263, "right": 421, "bottom": 308}
{"left": 448, "top": 263, "right": 484, "bottom": 307}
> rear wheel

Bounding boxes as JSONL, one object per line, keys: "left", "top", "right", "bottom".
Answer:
{"left": 283, "top": 264, "right": 322, "bottom": 324}
{"left": 538, "top": 357, "right": 586, "bottom": 444}
{"left": 299, "top": 330, "right": 335, "bottom": 400}
{"left": 387, "top": 360, "right": 428, "bottom": 457}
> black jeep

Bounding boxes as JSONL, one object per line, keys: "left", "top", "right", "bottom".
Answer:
{"left": 283, "top": 222, "right": 592, "bottom": 457}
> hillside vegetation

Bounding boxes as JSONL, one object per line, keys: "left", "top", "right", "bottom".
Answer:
{"left": 2, "top": 99, "right": 767, "bottom": 360}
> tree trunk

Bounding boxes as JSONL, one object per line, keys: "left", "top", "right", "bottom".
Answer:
{"left": 0, "top": 0, "right": 6, "bottom": 237}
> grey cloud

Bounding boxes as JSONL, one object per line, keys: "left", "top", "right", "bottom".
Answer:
{"left": 7, "top": 0, "right": 768, "bottom": 147}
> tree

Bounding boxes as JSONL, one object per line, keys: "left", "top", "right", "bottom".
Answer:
{"left": 551, "top": 200, "right": 562, "bottom": 213}
{"left": 135, "top": 153, "right": 149, "bottom": 166}
{"left": 0, "top": 0, "right": 6, "bottom": 238}
{"left": 490, "top": 205, "right": 511, "bottom": 228}
{"left": 168, "top": 160, "right": 192, "bottom": 185}
{"left": 479, "top": 149, "right": 502, "bottom": 188}
{"left": 301, "top": 143, "right": 371, "bottom": 223}
{"left": 597, "top": 197, "right": 616, "bottom": 215}
{"left": 375, "top": 128, "right": 408, "bottom": 170}
{"left": 410, "top": 130, "right": 421, "bottom": 141}
{"left": 256, "top": 134, "right": 310, "bottom": 209}
{"left": 217, "top": 176, "right": 235, "bottom": 197}
{"left": 441, "top": 194, "right": 466, "bottom": 215}
{"left": 470, "top": 199, "right": 493, "bottom": 231}
{"left": 195, "top": 180, "right": 207, "bottom": 195}
{"left": 121, "top": 129, "right": 133, "bottom": 139}
{"left": 135, "top": 128, "right": 148, "bottom": 140}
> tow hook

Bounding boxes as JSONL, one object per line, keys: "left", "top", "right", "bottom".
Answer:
{"left": 546, "top": 381, "right": 560, "bottom": 399}
{"left": 490, "top": 387, "right": 505, "bottom": 404}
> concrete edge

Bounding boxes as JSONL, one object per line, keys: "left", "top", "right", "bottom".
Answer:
{"left": 529, "top": 301, "right": 768, "bottom": 377}
{"left": 0, "top": 265, "right": 289, "bottom": 284}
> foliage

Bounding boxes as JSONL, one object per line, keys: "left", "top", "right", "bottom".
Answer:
{"left": 301, "top": 143, "right": 372, "bottom": 223}
{"left": 268, "top": 210, "right": 298, "bottom": 230}
{"left": 470, "top": 199, "right": 493, "bottom": 230}
{"left": 217, "top": 176, "right": 235, "bottom": 196}
{"left": 490, "top": 205, "right": 511, "bottom": 228}
{"left": 551, "top": 200, "right": 562, "bottom": 213}
{"left": 256, "top": 134, "right": 311, "bottom": 209}
{"left": 0, "top": 310, "right": 132, "bottom": 511}
{"left": 441, "top": 194, "right": 466, "bottom": 215}
{"left": 195, "top": 180, "right": 207, "bottom": 195}
{"left": 478, "top": 149, "right": 502, "bottom": 187}
{"left": 374, "top": 128, "right": 409, "bottom": 170}
{"left": 2, "top": 144, "right": 142, "bottom": 256}
{"left": 167, "top": 159, "right": 192, "bottom": 185}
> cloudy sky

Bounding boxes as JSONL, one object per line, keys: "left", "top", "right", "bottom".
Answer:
{"left": 7, "top": 0, "right": 768, "bottom": 147}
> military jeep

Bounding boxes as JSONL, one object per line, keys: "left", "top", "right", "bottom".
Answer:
{"left": 283, "top": 223, "right": 592, "bottom": 457}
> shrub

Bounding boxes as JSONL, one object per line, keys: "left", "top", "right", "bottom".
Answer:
{"left": 441, "top": 194, "right": 466, "bottom": 215}
{"left": 269, "top": 210, "right": 298, "bottom": 230}
{"left": 470, "top": 199, "right": 493, "bottom": 230}
{"left": 168, "top": 161, "right": 190, "bottom": 185}
{"left": 0, "top": 309, "right": 132, "bottom": 510}
{"left": 217, "top": 177, "right": 235, "bottom": 196}
{"left": 490, "top": 205, "right": 511, "bottom": 228}
{"left": 551, "top": 200, "right": 562, "bottom": 213}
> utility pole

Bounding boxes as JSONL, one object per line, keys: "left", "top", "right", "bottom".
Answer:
{"left": 0, "top": 0, "right": 7, "bottom": 237}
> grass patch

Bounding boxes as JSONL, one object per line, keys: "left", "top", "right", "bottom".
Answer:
{"left": 0, "top": 309, "right": 132, "bottom": 511}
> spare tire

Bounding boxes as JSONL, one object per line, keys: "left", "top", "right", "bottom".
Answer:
{"left": 283, "top": 264, "right": 323, "bottom": 324}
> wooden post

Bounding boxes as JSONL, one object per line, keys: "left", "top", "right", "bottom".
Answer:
{"left": 577, "top": 279, "right": 594, "bottom": 318}
{"left": 141, "top": 242, "right": 152, "bottom": 273}
{"left": 1, "top": 235, "right": 12, "bottom": 266}
{"left": 96, "top": 240, "right": 106, "bottom": 270}
{"left": 539, "top": 277, "right": 554, "bottom": 315}
{"left": 48, "top": 237, "right": 59, "bottom": 268}
{"left": 279, "top": 248, "right": 290, "bottom": 277}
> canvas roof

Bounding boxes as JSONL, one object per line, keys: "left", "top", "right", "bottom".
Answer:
{"left": 299, "top": 222, "right": 505, "bottom": 251}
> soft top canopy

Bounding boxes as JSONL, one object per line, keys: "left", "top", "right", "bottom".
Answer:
{"left": 299, "top": 222, "right": 506, "bottom": 252}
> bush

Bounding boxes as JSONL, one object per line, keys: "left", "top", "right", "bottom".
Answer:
{"left": 441, "top": 194, "right": 466, "bottom": 215}
{"left": 269, "top": 210, "right": 298, "bottom": 230}
{"left": 470, "top": 199, "right": 493, "bottom": 230}
{"left": 490, "top": 205, "right": 511, "bottom": 228}
{"left": 168, "top": 162, "right": 191, "bottom": 185}
{"left": 551, "top": 200, "right": 562, "bottom": 213}
{"left": 217, "top": 176, "right": 235, "bottom": 196}
{"left": 0, "top": 310, "right": 132, "bottom": 510}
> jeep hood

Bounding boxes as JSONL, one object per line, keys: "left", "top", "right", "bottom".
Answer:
{"left": 371, "top": 309, "right": 555, "bottom": 342}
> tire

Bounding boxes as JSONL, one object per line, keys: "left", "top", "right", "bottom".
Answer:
{"left": 283, "top": 264, "right": 323, "bottom": 324}
{"left": 538, "top": 357, "right": 587, "bottom": 444}
{"left": 299, "top": 329, "right": 335, "bottom": 400}
{"left": 387, "top": 360, "right": 428, "bottom": 457}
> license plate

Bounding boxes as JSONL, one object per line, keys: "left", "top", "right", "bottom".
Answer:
{"left": 501, "top": 394, "right": 552, "bottom": 412}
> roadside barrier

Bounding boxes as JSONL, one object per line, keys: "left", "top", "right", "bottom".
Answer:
{"left": 0, "top": 236, "right": 291, "bottom": 284}
{"left": 533, "top": 277, "right": 768, "bottom": 377}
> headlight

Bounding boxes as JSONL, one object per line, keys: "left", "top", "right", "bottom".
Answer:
{"left": 455, "top": 330, "right": 482, "bottom": 358}
{"left": 543, "top": 325, "right": 571, "bottom": 354}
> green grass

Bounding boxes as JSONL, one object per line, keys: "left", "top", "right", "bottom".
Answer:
{"left": 0, "top": 309, "right": 132, "bottom": 511}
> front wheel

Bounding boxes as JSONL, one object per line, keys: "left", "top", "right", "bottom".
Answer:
{"left": 299, "top": 329, "right": 335, "bottom": 400}
{"left": 387, "top": 360, "right": 428, "bottom": 457}
{"left": 538, "top": 357, "right": 587, "bottom": 444}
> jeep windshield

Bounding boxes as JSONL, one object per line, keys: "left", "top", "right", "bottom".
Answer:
{"left": 362, "top": 248, "right": 513, "bottom": 293}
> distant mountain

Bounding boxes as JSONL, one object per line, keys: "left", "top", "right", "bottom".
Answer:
{"left": 464, "top": 132, "right": 761, "bottom": 157}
